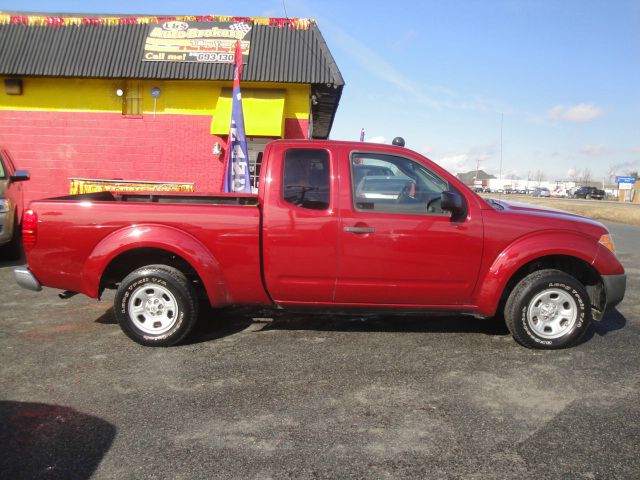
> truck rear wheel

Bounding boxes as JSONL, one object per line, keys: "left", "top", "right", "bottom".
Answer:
{"left": 504, "top": 269, "right": 591, "bottom": 349}
{"left": 114, "top": 265, "right": 198, "bottom": 347}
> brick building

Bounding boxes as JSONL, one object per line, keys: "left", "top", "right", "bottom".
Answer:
{"left": 0, "top": 12, "right": 344, "bottom": 203}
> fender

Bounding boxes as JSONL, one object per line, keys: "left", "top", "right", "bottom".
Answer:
{"left": 81, "top": 224, "right": 228, "bottom": 306}
{"left": 473, "top": 230, "right": 599, "bottom": 317}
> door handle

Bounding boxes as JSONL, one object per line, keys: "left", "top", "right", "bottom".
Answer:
{"left": 344, "top": 226, "right": 375, "bottom": 234}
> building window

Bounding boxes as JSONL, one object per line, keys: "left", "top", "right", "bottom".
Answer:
{"left": 283, "top": 149, "right": 330, "bottom": 210}
{"left": 247, "top": 138, "right": 272, "bottom": 192}
{"left": 123, "top": 81, "right": 142, "bottom": 116}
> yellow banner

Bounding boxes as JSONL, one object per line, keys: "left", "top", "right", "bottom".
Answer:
{"left": 70, "top": 178, "right": 194, "bottom": 195}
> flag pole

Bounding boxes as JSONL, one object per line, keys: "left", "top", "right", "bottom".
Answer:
{"left": 221, "top": 40, "right": 252, "bottom": 193}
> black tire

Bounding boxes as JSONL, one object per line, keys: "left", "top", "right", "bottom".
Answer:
{"left": 504, "top": 269, "right": 591, "bottom": 349}
{"left": 0, "top": 214, "right": 21, "bottom": 260}
{"left": 114, "top": 265, "right": 198, "bottom": 347}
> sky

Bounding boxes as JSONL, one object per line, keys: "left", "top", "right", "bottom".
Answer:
{"left": 1, "top": 0, "right": 638, "bottom": 183}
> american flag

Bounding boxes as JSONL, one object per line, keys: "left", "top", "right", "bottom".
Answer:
{"left": 222, "top": 41, "right": 251, "bottom": 193}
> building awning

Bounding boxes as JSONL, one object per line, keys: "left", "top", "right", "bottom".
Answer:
{"left": 211, "top": 88, "right": 286, "bottom": 137}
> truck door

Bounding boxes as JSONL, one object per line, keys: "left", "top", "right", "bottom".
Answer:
{"left": 335, "top": 148, "right": 483, "bottom": 307}
{"left": 261, "top": 145, "right": 339, "bottom": 304}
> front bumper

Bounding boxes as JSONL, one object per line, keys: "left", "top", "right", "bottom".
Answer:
{"left": 602, "top": 274, "right": 626, "bottom": 310}
{"left": 14, "top": 267, "right": 42, "bottom": 292}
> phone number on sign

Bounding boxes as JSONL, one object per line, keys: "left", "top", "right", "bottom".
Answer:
{"left": 190, "top": 52, "right": 235, "bottom": 62}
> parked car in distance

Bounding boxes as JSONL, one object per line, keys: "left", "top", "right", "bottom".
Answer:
{"left": 531, "top": 187, "right": 551, "bottom": 197}
{"left": 0, "top": 148, "right": 30, "bottom": 258}
{"left": 550, "top": 187, "right": 568, "bottom": 198}
{"left": 572, "top": 186, "right": 605, "bottom": 200}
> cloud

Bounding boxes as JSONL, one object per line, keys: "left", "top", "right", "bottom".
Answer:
{"left": 393, "top": 30, "right": 418, "bottom": 48}
{"left": 469, "top": 143, "right": 497, "bottom": 156}
{"left": 580, "top": 144, "right": 608, "bottom": 155}
{"left": 547, "top": 103, "right": 603, "bottom": 123}
{"left": 324, "top": 24, "right": 442, "bottom": 109}
{"left": 434, "top": 144, "right": 497, "bottom": 175}
{"left": 437, "top": 154, "right": 473, "bottom": 174}
{"left": 420, "top": 146, "right": 434, "bottom": 156}
{"left": 261, "top": 9, "right": 280, "bottom": 17}
{"left": 307, "top": 10, "right": 509, "bottom": 113}
{"left": 367, "top": 135, "right": 385, "bottom": 143}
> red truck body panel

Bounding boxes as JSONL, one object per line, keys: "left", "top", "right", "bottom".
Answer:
{"left": 27, "top": 200, "right": 270, "bottom": 307}
{"left": 261, "top": 142, "right": 341, "bottom": 304}
{"left": 21, "top": 139, "right": 625, "bottom": 319}
{"left": 333, "top": 143, "right": 484, "bottom": 308}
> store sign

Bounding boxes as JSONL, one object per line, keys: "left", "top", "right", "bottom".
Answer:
{"left": 616, "top": 176, "right": 636, "bottom": 191}
{"left": 142, "top": 20, "right": 252, "bottom": 63}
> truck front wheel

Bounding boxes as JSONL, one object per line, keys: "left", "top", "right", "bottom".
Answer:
{"left": 504, "top": 269, "right": 592, "bottom": 349}
{"left": 114, "top": 265, "right": 198, "bottom": 347}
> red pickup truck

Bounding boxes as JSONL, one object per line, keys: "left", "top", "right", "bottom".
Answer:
{"left": 14, "top": 140, "right": 625, "bottom": 349}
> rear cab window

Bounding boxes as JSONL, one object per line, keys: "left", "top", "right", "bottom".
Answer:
{"left": 282, "top": 149, "right": 330, "bottom": 210}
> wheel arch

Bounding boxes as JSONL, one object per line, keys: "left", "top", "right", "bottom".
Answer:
{"left": 81, "top": 224, "right": 228, "bottom": 306}
{"left": 100, "top": 247, "right": 205, "bottom": 296}
{"left": 494, "top": 255, "right": 604, "bottom": 320}
{"left": 474, "top": 231, "right": 603, "bottom": 318}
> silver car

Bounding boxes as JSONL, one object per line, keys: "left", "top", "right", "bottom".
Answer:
{"left": 1, "top": 148, "right": 29, "bottom": 258}
{"left": 531, "top": 187, "right": 551, "bottom": 198}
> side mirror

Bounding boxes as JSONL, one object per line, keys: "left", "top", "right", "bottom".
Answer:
{"left": 10, "top": 170, "right": 29, "bottom": 182}
{"left": 441, "top": 191, "right": 466, "bottom": 219}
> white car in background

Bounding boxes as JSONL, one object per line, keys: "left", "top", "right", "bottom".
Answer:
{"left": 551, "top": 187, "right": 568, "bottom": 197}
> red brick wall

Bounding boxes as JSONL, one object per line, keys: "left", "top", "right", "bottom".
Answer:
{"left": 284, "top": 118, "right": 308, "bottom": 139}
{"left": 0, "top": 110, "right": 308, "bottom": 204}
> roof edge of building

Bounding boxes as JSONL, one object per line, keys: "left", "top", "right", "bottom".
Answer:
{"left": 0, "top": 11, "right": 317, "bottom": 30}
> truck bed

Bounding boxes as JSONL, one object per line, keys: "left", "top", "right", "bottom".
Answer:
{"left": 25, "top": 191, "right": 268, "bottom": 306}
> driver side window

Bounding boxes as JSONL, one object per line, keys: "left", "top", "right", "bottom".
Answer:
{"left": 350, "top": 153, "right": 449, "bottom": 216}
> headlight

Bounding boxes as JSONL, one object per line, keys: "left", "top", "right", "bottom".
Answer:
{"left": 0, "top": 199, "right": 9, "bottom": 213}
{"left": 598, "top": 233, "right": 616, "bottom": 254}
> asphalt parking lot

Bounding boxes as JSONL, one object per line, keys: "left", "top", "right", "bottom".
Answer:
{"left": 1, "top": 222, "right": 639, "bottom": 479}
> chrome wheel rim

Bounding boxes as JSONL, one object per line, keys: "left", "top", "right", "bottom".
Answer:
{"left": 527, "top": 288, "right": 578, "bottom": 339}
{"left": 128, "top": 283, "right": 179, "bottom": 335}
